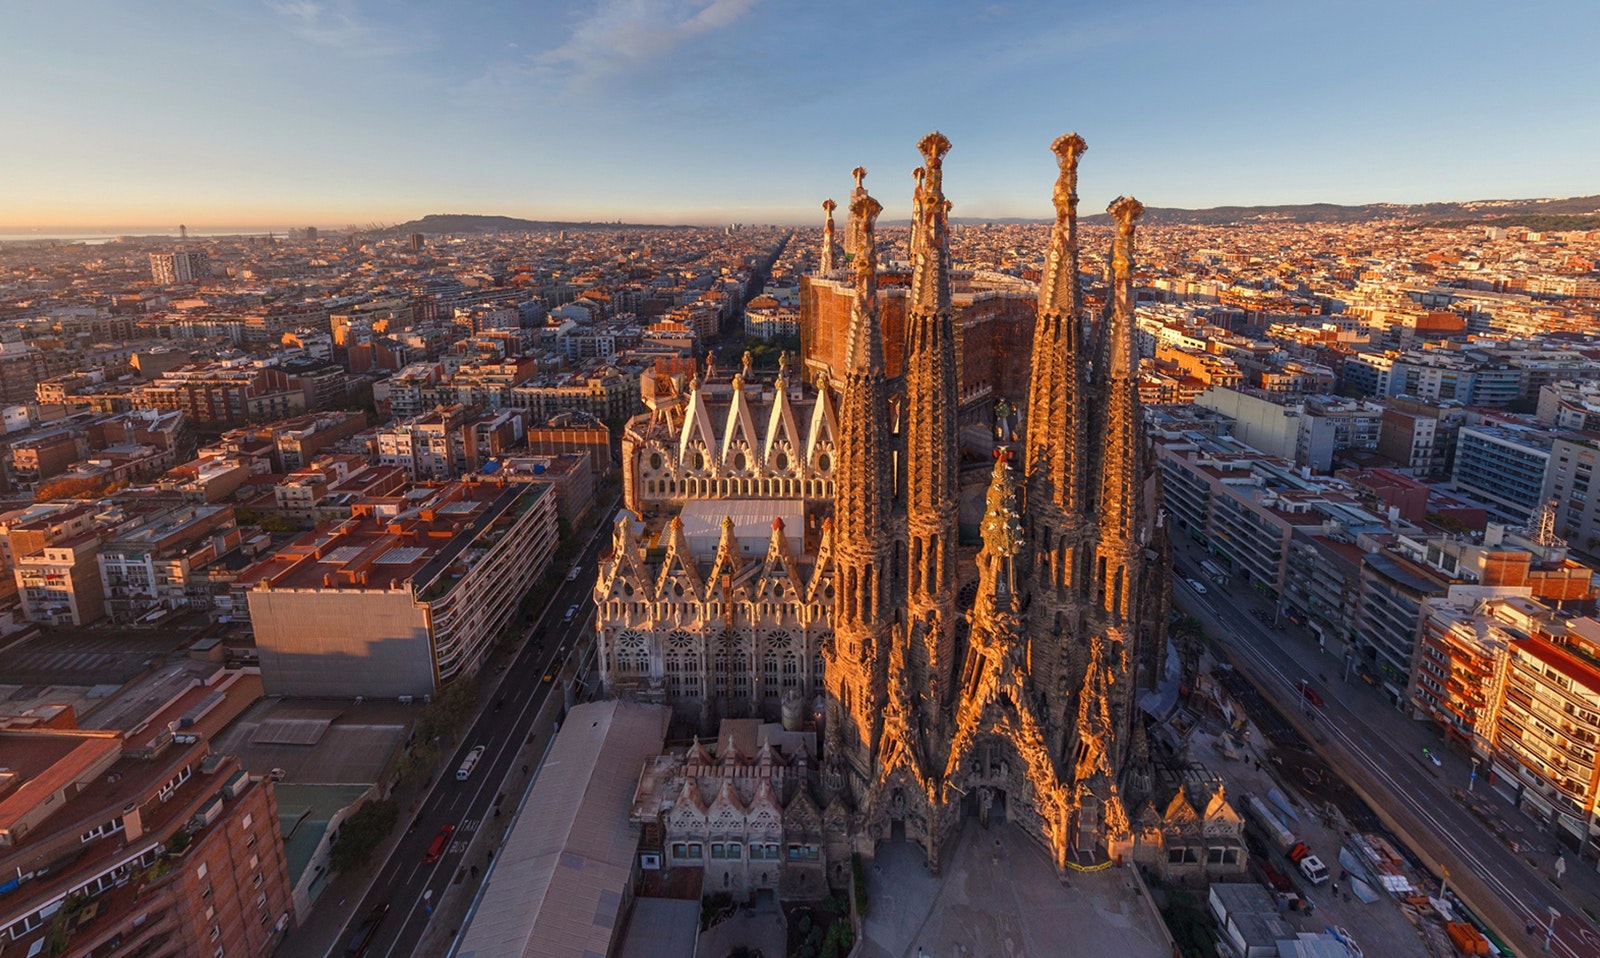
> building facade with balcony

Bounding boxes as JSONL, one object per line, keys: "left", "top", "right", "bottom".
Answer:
{"left": 0, "top": 735, "right": 292, "bottom": 958}
{"left": 1451, "top": 424, "right": 1556, "bottom": 523}
{"left": 240, "top": 479, "right": 558, "bottom": 697}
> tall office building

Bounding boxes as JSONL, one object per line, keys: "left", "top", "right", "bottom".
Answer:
{"left": 148, "top": 249, "right": 211, "bottom": 285}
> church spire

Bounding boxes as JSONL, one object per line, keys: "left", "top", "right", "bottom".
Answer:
{"left": 975, "top": 455, "right": 1024, "bottom": 625}
{"left": 825, "top": 182, "right": 894, "bottom": 797}
{"left": 1024, "top": 132, "right": 1088, "bottom": 522}
{"left": 844, "top": 166, "right": 868, "bottom": 260}
{"left": 1092, "top": 195, "right": 1146, "bottom": 622}
{"left": 843, "top": 192, "right": 884, "bottom": 375}
{"left": 909, "top": 166, "right": 926, "bottom": 258}
{"left": 820, "top": 198, "right": 840, "bottom": 274}
{"left": 903, "top": 131, "right": 961, "bottom": 736}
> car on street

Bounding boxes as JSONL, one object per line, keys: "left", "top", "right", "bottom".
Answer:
{"left": 1183, "top": 577, "right": 1207, "bottom": 595}
{"left": 563, "top": 604, "right": 579, "bottom": 622}
{"left": 1299, "top": 681, "right": 1323, "bottom": 707}
{"left": 566, "top": 564, "right": 582, "bottom": 582}
{"left": 457, "top": 746, "right": 486, "bottom": 780}
{"left": 344, "top": 901, "right": 391, "bottom": 957}
{"left": 424, "top": 823, "right": 456, "bottom": 863}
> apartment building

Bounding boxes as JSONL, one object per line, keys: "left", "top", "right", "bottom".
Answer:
{"left": 97, "top": 505, "right": 242, "bottom": 623}
{"left": 136, "top": 361, "right": 305, "bottom": 425}
{"left": 510, "top": 366, "right": 640, "bottom": 423}
{"left": 1537, "top": 381, "right": 1600, "bottom": 433}
{"left": 1452, "top": 424, "right": 1556, "bottom": 522}
{"left": 15, "top": 534, "right": 106, "bottom": 626}
{"left": 377, "top": 405, "right": 472, "bottom": 480}
{"left": 1377, "top": 398, "right": 1467, "bottom": 479}
{"left": 0, "top": 735, "right": 292, "bottom": 958}
{"left": 148, "top": 249, "right": 211, "bottom": 284}
{"left": 240, "top": 479, "right": 558, "bottom": 696}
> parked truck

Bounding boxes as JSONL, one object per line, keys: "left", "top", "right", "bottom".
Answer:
{"left": 1286, "top": 842, "right": 1330, "bottom": 885}
{"left": 1246, "top": 794, "right": 1329, "bottom": 884}
{"left": 1245, "top": 794, "right": 1296, "bottom": 851}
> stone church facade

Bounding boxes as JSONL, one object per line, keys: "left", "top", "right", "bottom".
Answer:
{"left": 598, "top": 131, "right": 1172, "bottom": 879}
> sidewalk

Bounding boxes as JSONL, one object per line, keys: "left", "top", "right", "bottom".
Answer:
{"left": 276, "top": 775, "right": 430, "bottom": 958}
{"left": 274, "top": 499, "right": 614, "bottom": 957}
{"left": 413, "top": 692, "right": 564, "bottom": 957}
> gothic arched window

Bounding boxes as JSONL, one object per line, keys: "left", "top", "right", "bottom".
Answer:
{"left": 665, "top": 629, "right": 700, "bottom": 699}
{"left": 615, "top": 630, "right": 650, "bottom": 676}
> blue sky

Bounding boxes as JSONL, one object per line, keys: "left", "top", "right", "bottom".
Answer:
{"left": 3, "top": 0, "right": 1597, "bottom": 230}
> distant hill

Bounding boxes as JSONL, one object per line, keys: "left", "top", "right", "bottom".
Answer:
{"left": 1068, "top": 194, "right": 1600, "bottom": 227}
{"left": 378, "top": 213, "right": 690, "bottom": 236}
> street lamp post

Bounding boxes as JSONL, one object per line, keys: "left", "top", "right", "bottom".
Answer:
{"left": 1546, "top": 905, "right": 1560, "bottom": 952}
{"left": 1469, "top": 757, "right": 1480, "bottom": 793}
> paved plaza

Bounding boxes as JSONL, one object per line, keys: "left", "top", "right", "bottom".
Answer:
{"left": 858, "top": 823, "right": 1174, "bottom": 958}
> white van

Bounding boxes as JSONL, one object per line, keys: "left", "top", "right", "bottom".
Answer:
{"left": 456, "top": 745, "right": 486, "bottom": 781}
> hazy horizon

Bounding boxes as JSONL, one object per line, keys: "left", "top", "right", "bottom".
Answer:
{"left": 6, "top": 184, "right": 1600, "bottom": 238}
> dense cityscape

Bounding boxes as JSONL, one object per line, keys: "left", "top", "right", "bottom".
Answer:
{"left": 2, "top": 136, "right": 1600, "bottom": 958}
{"left": 8, "top": 0, "right": 1600, "bottom": 945}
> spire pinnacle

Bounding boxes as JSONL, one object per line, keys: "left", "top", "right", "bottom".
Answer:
{"left": 974, "top": 453, "right": 1024, "bottom": 620}
{"left": 916, "top": 132, "right": 951, "bottom": 228}
{"left": 917, "top": 131, "right": 952, "bottom": 167}
{"left": 821, "top": 199, "right": 839, "bottom": 274}
{"left": 844, "top": 189, "right": 883, "bottom": 373}
{"left": 1050, "top": 133, "right": 1087, "bottom": 218}
{"left": 1039, "top": 133, "right": 1087, "bottom": 317}
{"left": 910, "top": 132, "right": 952, "bottom": 308}
{"left": 1105, "top": 195, "right": 1145, "bottom": 383}
{"left": 980, "top": 455, "right": 1024, "bottom": 561}
{"left": 845, "top": 168, "right": 869, "bottom": 257}
{"left": 910, "top": 167, "right": 926, "bottom": 254}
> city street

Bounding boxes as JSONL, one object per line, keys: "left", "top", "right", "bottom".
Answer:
{"left": 1172, "top": 543, "right": 1600, "bottom": 958}
{"left": 310, "top": 493, "right": 621, "bottom": 958}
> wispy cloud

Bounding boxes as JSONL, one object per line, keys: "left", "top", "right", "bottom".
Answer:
{"left": 263, "top": 0, "right": 414, "bottom": 56}
{"left": 532, "top": 0, "right": 761, "bottom": 90}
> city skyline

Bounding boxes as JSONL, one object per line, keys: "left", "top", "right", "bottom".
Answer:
{"left": 4, "top": 0, "right": 1598, "bottom": 231}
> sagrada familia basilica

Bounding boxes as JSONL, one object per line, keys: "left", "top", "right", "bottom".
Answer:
{"left": 598, "top": 132, "right": 1176, "bottom": 877}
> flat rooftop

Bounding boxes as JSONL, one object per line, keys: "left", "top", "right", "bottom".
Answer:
{"left": 234, "top": 479, "right": 543, "bottom": 594}
{"left": 209, "top": 696, "right": 412, "bottom": 786}
{"left": 856, "top": 825, "right": 1173, "bottom": 958}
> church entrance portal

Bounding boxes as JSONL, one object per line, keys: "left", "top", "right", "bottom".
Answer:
{"left": 962, "top": 785, "right": 1009, "bottom": 827}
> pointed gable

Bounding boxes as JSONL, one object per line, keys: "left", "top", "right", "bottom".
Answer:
{"left": 1202, "top": 786, "right": 1242, "bottom": 838}
{"left": 598, "top": 511, "right": 652, "bottom": 603}
{"left": 707, "top": 779, "right": 747, "bottom": 833}
{"left": 1162, "top": 789, "right": 1199, "bottom": 837}
{"left": 678, "top": 376, "right": 720, "bottom": 470}
{"left": 705, "top": 515, "right": 753, "bottom": 603}
{"left": 805, "top": 377, "right": 839, "bottom": 472}
{"left": 686, "top": 736, "right": 715, "bottom": 771}
{"left": 783, "top": 787, "right": 823, "bottom": 836}
{"left": 748, "top": 779, "right": 783, "bottom": 834}
{"left": 755, "top": 517, "right": 804, "bottom": 608}
{"left": 655, "top": 515, "right": 705, "bottom": 603}
{"left": 720, "top": 375, "right": 762, "bottom": 471}
{"left": 804, "top": 518, "right": 836, "bottom": 607}
{"left": 764, "top": 374, "right": 805, "bottom": 473}
{"left": 668, "top": 777, "right": 708, "bottom": 832}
